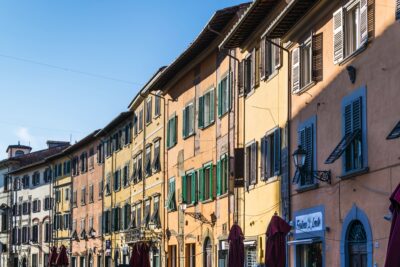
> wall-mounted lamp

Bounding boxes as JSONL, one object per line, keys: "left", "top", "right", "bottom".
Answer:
{"left": 346, "top": 65, "right": 356, "bottom": 84}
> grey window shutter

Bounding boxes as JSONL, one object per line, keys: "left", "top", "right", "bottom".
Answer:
{"left": 250, "top": 142, "right": 257, "bottom": 185}
{"left": 291, "top": 48, "right": 300, "bottom": 93}
{"left": 255, "top": 47, "right": 260, "bottom": 87}
{"left": 274, "top": 128, "right": 281, "bottom": 176}
{"left": 238, "top": 61, "right": 244, "bottom": 95}
{"left": 210, "top": 89, "right": 215, "bottom": 123}
{"left": 260, "top": 38, "right": 266, "bottom": 80}
{"left": 274, "top": 39, "right": 282, "bottom": 70}
{"left": 251, "top": 49, "right": 256, "bottom": 89}
{"left": 312, "top": 33, "right": 323, "bottom": 82}
{"left": 260, "top": 137, "right": 266, "bottom": 180}
{"left": 333, "top": 8, "right": 344, "bottom": 64}
{"left": 182, "top": 108, "right": 187, "bottom": 138}
{"left": 360, "top": 0, "right": 368, "bottom": 45}
{"left": 397, "top": 0, "right": 400, "bottom": 20}
{"left": 198, "top": 96, "right": 204, "bottom": 128}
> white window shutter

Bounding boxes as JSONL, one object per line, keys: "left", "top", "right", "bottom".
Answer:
{"left": 291, "top": 47, "right": 300, "bottom": 93}
{"left": 251, "top": 48, "right": 256, "bottom": 89}
{"left": 260, "top": 38, "right": 266, "bottom": 80}
{"left": 274, "top": 39, "right": 282, "bottom": 70}
{"left": 360, "top": 0, "right": 368, "bottom": 44}
{"left": 333, "top": 7, "right": 344, "bottom": 64}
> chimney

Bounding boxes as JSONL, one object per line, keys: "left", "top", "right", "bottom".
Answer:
{"left": 46, "top": 140, "right": 70, "bottom": 149}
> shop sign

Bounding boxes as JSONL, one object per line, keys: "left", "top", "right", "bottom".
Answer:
{"left": 295, "top": 211, "right": 323, "bottom": 234}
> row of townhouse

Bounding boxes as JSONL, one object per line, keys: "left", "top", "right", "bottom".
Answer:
{"left": 1, "top": 0, "right": 400, "bottom": 266}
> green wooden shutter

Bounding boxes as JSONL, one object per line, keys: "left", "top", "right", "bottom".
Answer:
{"left": 181, "top": 175, "right": 187, "bottom": 203}
{"left": 228, "top": 72, "right": 232, "bottom": 110}
{"left": 199, "top": 168, "right": 204, "bottom": 201}
{"left": 167, "top": 119, "right": 171, "bottom": 148}
{"left": 182, "top": 108, "right": 187, "bottom": 138}
{"left": 210, "top": 89, "right": 215, "bottom": 123}
{"left": 191, "top": 172, "right": 196, "bottom": 204}
{"left": 274, "top": 128, "right": 281, "bottom": 176}
{"left": 172, "top": 116, "right": 177, "bottom": 145}
{"left": 198, "top": 96, "right": 204, "bottom": 128}
{"left": 217, "top": 83, "right": 222, "bottom": 117}
{"left": 216, "top": 160, "right": 221, "bottom": 196}
{"left": 209, "top": 164, "right": 214, "bottom": 199}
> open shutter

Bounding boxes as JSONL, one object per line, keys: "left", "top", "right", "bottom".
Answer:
{"left": 344, "top": 103, "right": 353, "bottom": 135}
{"left": 274, "top": 128, "right": 281, "bottom": 176}
{"left": 217, "top": 82, "right": 222, "bottom": 117}
{"left": 251, "top": 49, "right": 256, "bottom": 89}
{"left": 216, "top": 160, "right": 221, "bottom": 196}
{"left": 260, "top": 38, "right": 266, "bottom": 80}
{"left": 312, "top": 33, "right": 323, "bottom": 82}
{"left": 333, "top": 8, "right": 344, "bottom": 64}
{"left": 208, "top": 89, "right": 214, "bottom": 123}
{"left": 274, "top": 39, "right": 282, "bottom": 69}
{"left": 238, "top": 61, "right": 244, "bottom": 95}
{"left": 360, "top": 0, "right": 368, "bottom": 45}
{"left": 199, "top": 169, "right": 204, "bottom": 201}
{"left": 352, "top": 97, "right": 362, "bottom": 131}
{"left": 191, "top": 172, "right": 196, "bottom": 204}
{"left": 260, "top": 137, "right": 266, "bottom": 181}
{"left": 182, "top": 108, "right": 187, "bottom": 138}
{"left": 172, "top": 116, "right": 177, "bottom": 145}
{"left": 397, "top": 0, "right": 400, "bottom": 20}
{"left": 228, "top": 73, "right": 232, "bottom": 110}
{"left": 167, "top": 120, "right": 171, "bottom": 148}
{"left": 181, "top": 176, "right": 187, "bottom": 204}
{"left": 198, "top": 96, "right": 204, "bottom": 128}
{"left": 291, "top": 48, "right": 300, "bottom": 93}
{"left": 250, "top": 142, "right": 257, "bottom": 185}
{"left": 209, "top": 164, "right": 214, "bottom": 199}
{"left": 255, "top": 48, "right": 260, "bottom": 87}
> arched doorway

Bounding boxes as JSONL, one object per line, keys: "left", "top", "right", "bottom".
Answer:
{"left": 203, "top": 237, "right": 212, "bottom": 267}
{"left": 346, "top": 220, "right": 367, "bottom": 267}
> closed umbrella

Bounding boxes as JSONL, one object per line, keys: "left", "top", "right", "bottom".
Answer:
{"left": 141, "top": 243, "right": 150, "bottom": 267}
{"left": 228, "top": 224, "right": 244, "bottom": 267}
{"left": 56, "top": 245, "right": 69, "bottom": 267}
{"left": 385, "top": 183, "right": 400, "bottom": 267}
{"left": 48, "top": 246, "right": 58, "bottom": 267}
{"left": 265, "top": 215, "right": 291, "bottom": 267}
{"left": 129, "top": 243, "right": 140, "bottom": 267}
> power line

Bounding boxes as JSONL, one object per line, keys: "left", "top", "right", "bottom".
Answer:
{"left": 0, "top": 53, "right": 144, "bottom": 86}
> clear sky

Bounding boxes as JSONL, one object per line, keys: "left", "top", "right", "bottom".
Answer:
{"left": 0, "top": 0, "right": 246, "bottom": 158}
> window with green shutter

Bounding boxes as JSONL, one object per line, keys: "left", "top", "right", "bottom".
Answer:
{"left": 296, "top": 117, "right": 316, "bottom": 187}
{"left": 167, "top": 178, "right": 176, "bottom": 211}
{"left": 182, "top": 172, "right": 195, "bottom": 204}
{"left": 183, "top": 103, "right": 194, "bottom": 138}
{"left": 198, "top": 89, "right": 215, "bottom": 129}
{"left": 167, "top": 115, "right": 177, "bottom": 149}
{"left": 218, "top": 73, "right": 231, "bottom": 117}
{"left": 201, "top": 163, "right": 214, "bottom": 201}
{"left": 217, "top": 154, "right": 229, "bottom": 196}
{"left": 190, "top": 171, "right": 197, "bottom": 204}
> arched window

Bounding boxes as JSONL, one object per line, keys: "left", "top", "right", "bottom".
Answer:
{"left": 346, "top": 220, "right": 367, "bottom": 267}
{"left": 15, "top": 150, "right": 24, "bottom": 157}
{"left": 203, "top": 237, "right": 212, "bottom": 267}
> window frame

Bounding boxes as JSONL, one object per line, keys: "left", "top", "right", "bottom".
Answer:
{"left": 218, "top": 73, "right": 231, "bottom": 117}
{"left": 199, "top": 87, "right": 215, "bottom": 129}
{"left": 182, "top": 102, "right": 195, "bottom": 139}
{"left": 245, "top": 141, "right": 258, "bottom": 187}
{"left": 146, "top": 96, "right": 152, "bottom": 125}
{"left": 167, "top": 114, "right": 177, "bottom": 149}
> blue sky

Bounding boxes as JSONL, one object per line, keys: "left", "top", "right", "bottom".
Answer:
{"left": 0, "top": 0, "right": 246, "bottom": 157}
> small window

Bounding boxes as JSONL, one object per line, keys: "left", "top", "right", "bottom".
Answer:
{"left": 22, "top": 175, "right": 30, "bottom": 189}
{"left": 123, "top": 165, "right": 130, "bottom": 187}
{"left": 154, "top": 95, "right": 161, "bottom": 117}
{"left": 296, "top": 118, "right": 316, "bottom": 187}
{"left": 167, "top": 115, "right": 177, "bottom": 148}
{"left": 261, "top": 38, "right": 281, "bottom": 80}
{"left": 146, "top": 97, "right": 152, "bottom": 124}
{"left": 166, "top": 178, "right": 176, "bottom": 211}
{"left": 65, "top": 188, "right": 70, "bottom": 201}
{"left": 81, "top": 187, "right": 86, "bottom": 205}
{"left": 243, "top": 53, "right": 254, "bottom": 94}
{"left": 260, "top": 128, "right": 281, "bottom": 181}
{"left": 199, "top": 89, "right": 215, "bottom": 128}
{"left": 152, "top": 140, "right": 161, "bottom": 173}
{"left": 217, "top": 155, "right": 229, "bottom": 196}
{"left": 138, "top": 109, "right": 144, "bottom": 132}
{"left": 72, "top": 191, "right": 77, "bottom": 207}
{"left": 89, "top": 184, "right": 94, "bottom": 203}
{"left": 200, "top": 164, "right": 213, "bottom": 202}
{"left": 218, "top": 74, "right": 231, "bottom": 117}
{"left": 105, "top": 174, "right": 111, "bottom": 195}
{"left": 145, "top": 146, "right": 152, "bottom": 177}
{"left": 113, "top": 170, "right": 121, "bottom": 192}
{"left": 245, "top": 142, "right": 258, "bottom": 186}
{"left": 182, "top": 171, "right": 196, "bottom": 205}
{"left": 64, "top": 160, "right": 71, "bottom": 175}
{"left": 182, "top": 103, "right": 195, "bottom": 138}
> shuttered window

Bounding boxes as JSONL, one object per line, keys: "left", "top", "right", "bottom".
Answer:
{"left": 260, "top": 128, "right": 281, "bottom": 181}
{"left": 199, "top": 89, "right": 215, "bottom": 128}
{"left": 333, "top": 0, "right": 368, "bottom": 64}
{"left": 145, "top": 146, "right": 152, "bottom": 177}
{"left": 245, "top": 142, "right": 258, "bottom": 186}
{"left": 123, "top": 164, "right": 129, "bottom": 187}
{"left": 243, "top": 53, "right": 253, "bottom": 95}
{"left": 397, "top": 0, "right": 400, "bottom": 20}
{"left": 344, "top": 97, "right": 363, "bottom": 172}
{"left": 152, "top": 139, "right": 161, "bottom": 172}
{"left": 113, "top": 170, "right": 121, "bottom": 192}
{"left": 167, "top": 178, "right": 177, "bottom": 211}
{"left": 200, "top": 163, "right": 213, "bottom": 201}
{"left": 146, "top": 97, "right": 152, "bottom": 124}
{"left": 182, "top": 103, "right": 195, "bottom": 138}
{"left": 154, "top": 95, "right": 161, "bottom": 117}
{"left": 217, "top": 154, "right": 228, "bottom": 196}
{"left": 150, "top": 196, "right": 161, "bottom": 228}
{"left": 167, "top": 115, "right": 177, "bottom": 148}
{"left": 218, "top": 73, "right": 231, "bottom": 117}
{"left": 260, "top": 38, "right": 282, "bottom": 80}
{"left": 296, "top": 117, "right": 316, "bottom": 187}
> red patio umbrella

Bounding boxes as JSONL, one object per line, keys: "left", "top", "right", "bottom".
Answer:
{"left": 129, "top": 243, "right": 141, "bottom": 267}
{"left": 385, "top": 183, "right": 400, "bottom": 267}
{"left": 265, "top": 215, "right": 291, "bottom": 267}
{"left": 48, "top": 246, "right": 58, "bottom": 266}
{"left": 228, "top": 224, "right": 244, "bottom": 267}
{"left": 56, "top": 245, "right": 69, "bottom": 266}
{"left": 141, "top": 243, "right": 151, "bottom": 267}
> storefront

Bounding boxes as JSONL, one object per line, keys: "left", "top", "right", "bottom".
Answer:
{"left": 218, "top": 240, "right": 228, "bottom": 267}
{"left": 289, "top": 206, "right": 325, "bottom": 267}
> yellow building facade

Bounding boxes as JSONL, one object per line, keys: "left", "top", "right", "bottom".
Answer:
{"left": 220, "top": 1, "right": 289, "bottom": 265}
{"left": 96, "top": 112, "right": 133, "bottom": 267}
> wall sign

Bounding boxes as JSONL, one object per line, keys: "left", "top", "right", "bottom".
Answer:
{"left": 295, "top": 211, "right": 323, "bottom": 234}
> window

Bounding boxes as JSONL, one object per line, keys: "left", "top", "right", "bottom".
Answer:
{"left": 121, "top": 203, "right": 131, "bottom": 230}
{"left": 1, "top": 213, "right": 8, "bottom": 231}
{"left": 346, "top": 220, "right": 367, "bottom": 266}
{"left": 143, "top": 199, "right": 151, "bottom": 227}
{"left": 333, "top": 0, "right": 368, "bottom": 64}
{"left": 245, "top": 142, "right": 257, "bottom": 186}
{"left": 63, "top": 213, "right": 71, "bottom": 230}
{"left": 260, "top": 128, "right": 281, "bottom": 180}
{"left": 152, "top": 139, "right": 161, "bottom": 173}
{"left": 64, "top": 160, "right": 71, "bottom": 175}
{"left": 64, "top": 188, "right": 70, "bottom": 201}
{"left": 138, "top": 109, "right": 144, "bottom": 132}
{"left": 145, "top": 146, "right": 152, "bottom": 177}
{"left": 114, "top": 170, "right": 121, "bottom": 192}
{"left": 325, "top": 87, "right": 367, "bottom": 175}
{"left": 89, "top": 184, "right": 94, "bottom": 203}
{"left": 99, "top": 181, "right": 103, "bottom": 199}
{"left": 124, "top": 123, "right": 132, "bottom": 146}
{"left": 4, "top": 175, "right": 10, "bottom": 192}
{"left": 218, "top": 74, "right": 231, "bottom": 117}
{"left": 122, "top": 165, "right": 129, "bottom": 187}
{"left": 22, "top": 226, "right": 29, "bottom": 244}
{"left": 97, "top": 144, "right": 105, "bottom": 164}
{"left": 150, "top": 196, "right": 161, "bottom": 228}
{"left": 296, "top": 118, "right": 316, "bottom": 187}
{"left": 186, "top": 244, "right": 196, "bottom": 267}
{"left": 72, "top": 191, "right": 77, "bottom": 207}
{"left": 22, "top": 175, "right": 30, "bottom": 189}
{"left": 199, "top": 89, "right": 215, "bottom": 128}
{"left": 72, "top": 156, "right": 79, "bottom": 176}
{"left": 54, "top": 214, "right": 62, "bottom": 230}
{"left": 182, "top": 171, "right": 196, "bottom": 205}
{"left": 146, "top": 97, "right": 152, "bottom": 124}
{"left": 13, "top": 177, "right": 21, "bottom": 191}
{"left": 112, "top": 207, "right": 120, "bottom": 232}
{"left": 167, "top": 115, "right": 177, "bottom": 148}
{"left": 105, "top": 174, "right": 111, "bottom": 195}
{"left": 55, "top": 189, "right": 61, "bottom": 203}
{"left": 80, "top": 218, "right": 86, "bottom": 233}
{"left": 32, "top": 172, "right": 40, "bottom": 186}
{"left": 32, "top": 224, "right": 39, "bottom": 243}
{"left": 44, "top": 197, "right": 53, "bottom": 210}
{"left": 81, "top": 187, "right": 86, "bottom": 205}
{"left": 32, "top": 199, "right": 41, "bottom": 213}
{"left": 296, "top": 242, "right": 323, "bottom": 267}
{"left": 89, "top": 148, "right": 95, "bottom": 169}
{"left": 137, "top": 154, "right": 143, "bottom": 182}
{"left": 243, "top": 52, "right": 254, "bottom": 94}
{"left": 44, "top": 222, "right": 51, "bottom": 242}
{"left": 168, "top": 245, "right": 177, "bottom": 267}
{"left": 22, "top": 202, "right": 30, "bottom": 215}
{"left": 203, "top": 237, "right": 212, "bottom": 267}
{"left": 32, "top": 254, "right": 38, "bottom": 267}
{"left": 154, "top": 95, "right": 161, "bottom": 117}
{"left": 260, "top": 38, "right": 281, "bottom": 80}
{"left": 102, "top": 210, "right": 111, "bottom": 234}
{"left": 182, "top": 103, "right": 195, "bottom": 138}
{"left": 200, "top": 164, "right": 213, "bottom": 202}
{"left": 217, "top": 155, "right": 228, "bottom": 196}
{"left": 44, "top": 168, "right": 52, "bottom": 183}
{"left": 80, "top": 152, "right": 88, "bottom": 173}
{"left": 166, "top": 178, "right": 176, "bottom": 212}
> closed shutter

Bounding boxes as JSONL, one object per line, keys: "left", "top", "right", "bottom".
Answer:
{"left": 260, "top": 137, "right": 266, "bottom": 180}
{"left": 172, "top": 116, "right": 177, "bottom": 145}
{"left": 397, "top": 0, "right": 400, "bottom": 20}
{"left": 291, "top": 48, "right": 300, "bottom": 93}
{"left": 312, "top": 33, "right": 323, "bottom": 82}
{"left": 167, "top": 119, "right": 171, "bottom": 147}
{"left": 209, "top": 164, "right": 214, "bottom": 199}
{"left": 111, "top": 209, "right": 115, "bottom": 232}
{"left": 260, "top": 38, "right": 266, "bottom": 80}
{"left": 255, "top": 47, "right": 260, "bottom": 87}
{"left": 182, "top": 108, "right": 187, "bottom": 138}
{"left": 360, "top": 0, "right": 368, "bottom": 45}
{"left": 238, "top": 61, "right": 244, "bottom": 95}
{"left": 352, "top": 97, "right": 362, "bottom": 131}
{"left": 181, "top": 176, "right": 187, "bottom": 204}
{"left": 217, "top": 82, "right": 222, "bottom": 117}
{"left": 333, "top": 8, "right": 344, "bottom": 64}
{"left": 216, "top": 160, "right": 221, "bottom": 196}
{"left": 274, "top": 39, "right": 282, "bottom": 69}
{"left": 210, "top": 89, "right": 215, "bottom": 123}
{"left": 300, "top": 126, "right": 313, "bottom": 174}
{"left": 228, "top": 73, "right": 232, "bottom": 110}
{"left": 121, "top": 206, "right": 125, "bottom": 230}
{"left": 344, "top": 103, "right": 353, "bottom": 135}
{"left": 274, "top": 128, "right": 281, "bottom": 176}
{"left": 199, "top": 168, "right": 204, "bottom": 201}
{"left": 191, "top": 172, "right": 197, "bottom": 204}
{"left": 250, "top": 142, "right": 257, "bottom": 185}
{"left": 251, "top": 49, "right": 256, "bottom": 89}
{"left": 198, "top": 96, "right": 204, "bottom": 128}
